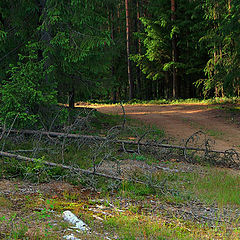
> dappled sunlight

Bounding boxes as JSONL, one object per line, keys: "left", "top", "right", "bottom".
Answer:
{"left": 95, "top": 103, "right": 240, "bottom": 152}
{"left": 125, "top": 109, "right": 210, "bottom": 115}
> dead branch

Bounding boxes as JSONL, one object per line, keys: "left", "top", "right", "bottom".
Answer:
{"left": 0, "top": 151, "right": 165, "bottom": 191}
{"left": 0, "top": 128, "right": 106, "bottom": 141}
{"left": 0, "top": 114, "right": 19, "bottom": 152}
{"left": 1, "top": 128, "right": 239, "bottom": 156}
{"left": 0, "top": 150, "right": 123, "bottom": 180}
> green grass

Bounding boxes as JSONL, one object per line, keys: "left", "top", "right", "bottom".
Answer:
{"left": 206, "top": 129, "right": 224, "bottom": 137}
{"left": 104, "top": 213, "right": 239, "bottom": 240}
{"left": 1, "top": 109, "right": 240, "bottom": 239}
{"left": 155, "top": 167, "right": 240, "bottom": 206}
{"left": 118, "top": 181, "right": 157, "bottom": 199}
{"left": 99, "top": 164, "right": 240, "bottom": 207}
{"left": 191, "top": 169, "right": 240, "bottom": 206}
{"left": 86, "top": 97, "right": 240, "bottom": 106}
{"left": 104, "top": 214, "right": 191, "bottom": 240}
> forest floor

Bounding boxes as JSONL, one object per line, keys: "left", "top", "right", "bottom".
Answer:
{"left": 1, "top": 103, "right": 240, "bottom": 239}
{"left": 92, "top": 103, "right": 240, "bottom": 152}
{"left": 1, "top": 164, "right": 240, "bottom": 239}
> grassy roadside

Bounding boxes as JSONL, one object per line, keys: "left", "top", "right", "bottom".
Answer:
{"left": 0, "top": 111, "right": 240, "bottom": 239}
{"left": 0, "top": 166, "right": 239, "bottom": 239}
{"left": 84, "top": 97, "right": 240, "bottom": 106}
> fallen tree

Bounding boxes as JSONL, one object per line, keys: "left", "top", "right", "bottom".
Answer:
{"left": 0, "top": 150, "right": 166, "bottom": 191}
{"left": 0, "top": 128, "right": 239, "bottom": 169}
{"left": 0, "top": 128, "right": 236, "bottom": 154}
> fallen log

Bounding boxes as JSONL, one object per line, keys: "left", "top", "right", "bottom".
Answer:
{"left": 0, "top": 151, "right": 120, "bottom": 180}
{"left": 1, "top": 128, "right": 237, "bottom": 155}
{"left": 0, "top": 128, "right": 106, "bottom": 141}
{"left": 0, "top": 151, "right": 165, "bottom": 190}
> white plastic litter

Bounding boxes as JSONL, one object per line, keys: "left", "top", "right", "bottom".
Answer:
{"left": 62, "top": 210, "right": 89, "bottom": 231}
{"left": 63, "top": 233, "right": 80, "bottom": 240}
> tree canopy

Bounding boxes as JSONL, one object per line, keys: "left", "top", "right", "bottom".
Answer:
{"left": 0, "top": 0, "right": 239, "bottom": 126}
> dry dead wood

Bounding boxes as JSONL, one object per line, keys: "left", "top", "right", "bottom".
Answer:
{"left": 0, "top": 151, "right": 164, "bottom": 190}
{"left": 0, "top": 128, "right": 106, "bottom": 141}
{"left": 0, "top": 150, "right": 119, "bottom": 180}
{"left": 0, "top": 128, "right": 235, "bottom": 155}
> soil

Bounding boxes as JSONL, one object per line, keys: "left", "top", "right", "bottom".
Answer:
{"left": 93, "top": 104, "right": 240, "bottom": 152}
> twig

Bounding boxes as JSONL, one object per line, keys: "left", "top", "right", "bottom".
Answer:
{"left": 1, "top": 114, "right": 19, "bottom": 151}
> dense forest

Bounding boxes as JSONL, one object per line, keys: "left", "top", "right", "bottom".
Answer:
{"left": 1, "top": 2, "right": 240, "bottom": 239}
{"left": 0, "top": 0, "right": 240, "bottom": 125}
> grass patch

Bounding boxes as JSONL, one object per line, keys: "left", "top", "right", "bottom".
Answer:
{"left": 191, "top": 169, "right": 240, "bottom": 206}
{"left": 118, "top": 181, "right": 157, "bottom": 199}
{"left": 86, "top": 97, "right": 240, "bottom": 106}
{"left": 104, "top": 213, "right": 239, "bottom": 240}
{"left": 151, "top": 167, "right": 240, "bottom": 206}
{"left": 206, "top": 129, "right": 224, "bottom": 137}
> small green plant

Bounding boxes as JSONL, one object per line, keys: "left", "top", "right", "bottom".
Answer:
{"left": 35, "top": 208, "right": 52, "bottom": 220}
{"left": 0, "top": 215, "right": 6, "bottom": 222}
{"left": 130, "top": 153, "right": 147, "bottom": 161}
{"left": 0, "top": 213, "right": 29, "bottom": 239}
{"left": 24, "top": 156, "right": 51, "bottom": 183}
{"left": 10, "top": 224, "right": 29, "bottom": 239}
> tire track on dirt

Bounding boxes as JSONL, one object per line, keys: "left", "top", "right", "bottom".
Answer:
{"left": 94, "top": 104, "right": 240, "bottom": 152}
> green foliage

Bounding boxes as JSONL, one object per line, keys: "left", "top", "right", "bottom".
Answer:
{"left": 1, "top": 0, "right": 240, "bottom": 121}
{"left": 198, "top": 0, "right": 240, "bottom": 97}
{"left": 0, "top": 50, "right": 57, "bottom": 128}
{"left": 131, "top": 13, "right": 171, "bottom": 82}
{"left": 131, "top": 0, "right": 208, "bottom": 99}
{"left": 0, "top": 0, "right": 116, "bottom": 126}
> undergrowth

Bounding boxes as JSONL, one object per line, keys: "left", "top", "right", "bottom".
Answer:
{"left": 86, "top": 97, "right": 240, "bottom": 106}
{"left": 0, "top": 110, "right": 240, "bottom": 239}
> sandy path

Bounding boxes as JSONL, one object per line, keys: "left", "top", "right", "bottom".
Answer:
{"left": 94, "top": 104, "right": 240, "bottom": 152}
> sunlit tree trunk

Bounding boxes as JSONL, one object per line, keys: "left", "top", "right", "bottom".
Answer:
{"left": 125, "top": 0, "right": 134, "bottom": 99}
{"left": 171, "top": 0, "right": 178, "bottom": 98}
{"left": 213, "top": 2, "right": 219, "bottom": 97}
{"left": 110, "top": 10, "right": 117, "bottom": 103}
{"left": 135, "top": 0, "right": 142, "bottom": 98}
{"left": 228, "top": 0, "right": 231, "bottom": 13}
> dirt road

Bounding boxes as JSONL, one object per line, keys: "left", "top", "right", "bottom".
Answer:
{"left": 94, "top": 104, "right": 240, "bottom": 152}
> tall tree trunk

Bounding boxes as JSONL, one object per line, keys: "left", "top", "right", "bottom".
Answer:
{"left": 213, "top": 4, "right": 219, "bottom": 98}
{"left": 38, "top": 0, "right": 51, "bottom": 84}
{"left": 110, "top": 10, "right": 117, "bottom": 103}
{"left": 164, "top": 72, "right": 170, "bottom": 98}
{"left": 171, "top": 0, "right": 178, "bottom": 98}
{"left": 135, "top": 0, "right": 142, "bottom": 99}
{"left": 125, "top": 0, "right": 134, "bottom": 99}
